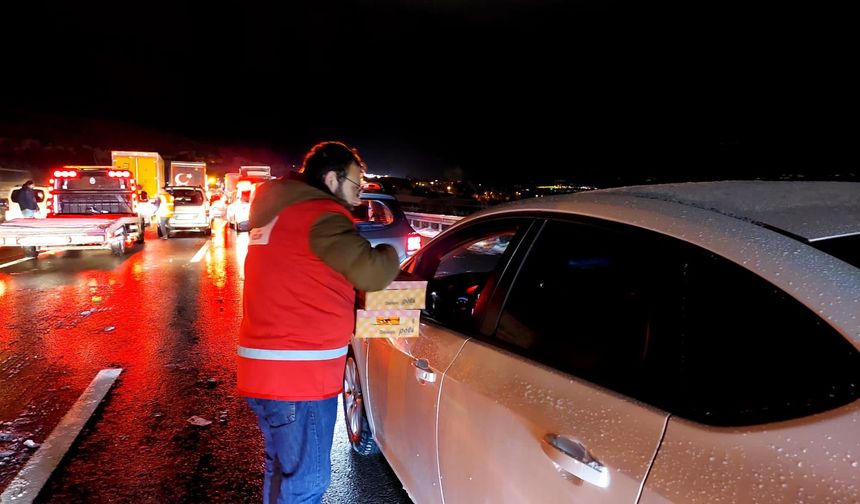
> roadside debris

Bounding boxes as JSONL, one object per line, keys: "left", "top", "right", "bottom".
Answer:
{"left": 186, "top": 416, "right": 212, "bottom": 427}
{"left": 103, "top": 326, "right": 115, "bottom": 333}
{"left": 23, "top": 440, "right": 39, "bottom": 449}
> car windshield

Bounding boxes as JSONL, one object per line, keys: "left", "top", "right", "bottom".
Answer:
{"left": 170, "top": 189, "right": 204, "bottom": 206}
{"left": 352, "top": 199, "right": 395, "bottom": 225}
{"left": 812, "top": 234, "right": 860, "bottom": 269}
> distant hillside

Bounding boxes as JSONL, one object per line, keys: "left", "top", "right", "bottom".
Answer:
{"left": 0, "top": 115, "right": 295, "bottom": 179}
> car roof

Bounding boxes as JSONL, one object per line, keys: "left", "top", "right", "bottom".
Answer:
{"left": 360, "top": 192, "right": 395, "bottom": 201}
{"left": 468, "top": 181, "right": 860, "bottom": 243}
{"left": 453, "top": 181, "right": 860, "bottom": 346}
{"left": 597, "top": 181, "right": 860, "bottom": 242}
{"left": 164, "top": 186, "right": 203, "bottom": 191}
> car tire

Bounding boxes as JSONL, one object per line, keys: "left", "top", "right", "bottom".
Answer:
{"left": 111, "top": 238, "right": 126, "bottom": 256}
{"left": 23, "top": 246, "right": 38, "bottom": 258}
{"left": 136, "top": 220, "right": 145, "bottom": 244}
{"left": 343, "top": 351, "right": 380, "bottom": 456}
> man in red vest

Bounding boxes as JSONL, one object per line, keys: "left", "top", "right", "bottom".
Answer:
{"left": 238, "top": 141, "right": 400, "bottom": 503}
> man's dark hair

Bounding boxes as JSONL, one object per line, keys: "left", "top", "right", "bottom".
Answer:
{"left": 23, "top": 180, "right": 33, "bottom": 187}
{"left": 299, "top": 141, "right": 364, "bottom": 193}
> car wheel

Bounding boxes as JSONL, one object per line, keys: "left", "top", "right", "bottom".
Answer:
{"left": 343, "top": 352, "right": 379, "bottom": 456}
{"left": 136, "top": 220, "right": 145, "bottom": 244}
{"left": 23, "top": 246, "right": 38, "bottom": 258}
{"left": 111, "top": 238, "right": 126, "bottom": 256}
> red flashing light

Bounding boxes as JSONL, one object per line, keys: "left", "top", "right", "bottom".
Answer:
{"left": 108, "top": 170, "right": 131, "bottom": 178}
{"left": 407, "top": 232, "right": 422, "bottom": 253}
{"left": 54, "top": 170, "right": 78, "bottom": 178}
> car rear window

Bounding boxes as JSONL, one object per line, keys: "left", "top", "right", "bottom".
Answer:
{"left": 352, "top": 199, "right": 395, "bottom": 225}
{"left": 170, "top": 190, "right": 205, "bottom": 206}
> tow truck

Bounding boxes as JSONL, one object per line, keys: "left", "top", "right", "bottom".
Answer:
{"left": 0, "top": 166, "right": 146, "bottom": 258}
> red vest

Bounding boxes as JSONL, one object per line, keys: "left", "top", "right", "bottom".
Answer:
{"left": 238, "top": 199, "right": 355, "bottom": 400}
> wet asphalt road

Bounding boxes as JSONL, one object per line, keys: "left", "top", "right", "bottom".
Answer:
{"left": 0, "top": 222, "right": 411, "bottom": 503}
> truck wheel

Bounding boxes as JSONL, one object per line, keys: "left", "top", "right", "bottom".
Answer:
{"left": 136, "top": 220, "right": 145, "bottom": 244}
{"left": 23, "top": 246, "right": 38, "bottom": 258}
{"left": 111, "top": 237, "right": 126, "bottom": 256}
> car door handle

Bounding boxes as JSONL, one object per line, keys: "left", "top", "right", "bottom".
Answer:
{"left": 541, "top": 434, "right": 610, "bottom": 488}
{"left": 412, "top": 358, "right": 436, "bottom": 383}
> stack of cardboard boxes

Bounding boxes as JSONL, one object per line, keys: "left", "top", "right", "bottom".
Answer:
{"left": 355, "top": 278, "right": 427, "bottom": 338}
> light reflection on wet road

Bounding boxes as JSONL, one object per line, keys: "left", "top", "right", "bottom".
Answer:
{"left": 0, "top": 223, "right": 410, "bottom": 503}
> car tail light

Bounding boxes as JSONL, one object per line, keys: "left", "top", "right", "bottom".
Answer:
{"left": 53, "top": 170, "right": 78, "bottom": 178}
{"left": 407, "top": 232, "right": 422, "bottom": 253}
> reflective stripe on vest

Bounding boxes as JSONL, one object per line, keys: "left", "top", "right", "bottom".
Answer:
{"left": 237, "top": 345, "right": 348, "bottom": 361}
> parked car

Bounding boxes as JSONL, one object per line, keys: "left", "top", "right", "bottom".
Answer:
{"left": 343, "top": 181, "right": 860, "bottom": 503}
{"left": 353, "top": 192, "right": 421, "bottom": 262}
{"left": 227, "top": 181, "right": 255, "bottom": 232}
{"left": 158, "top": 185, "right": 212, "bottom": 237}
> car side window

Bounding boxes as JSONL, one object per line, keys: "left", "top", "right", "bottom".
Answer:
{"left": 666, "top": 248, "right": 860, "bottom": 426}
{"left": 409, "top": 219, "right": 529, "bottom": 333}
{"left": 352, "top": 199, "right": 394, "bottom": 225}
{"left": 495, "top": 219, "right": 860, "bottom": 427}
{"left": 495, "top": 220, "right": 673, "bottom": 393}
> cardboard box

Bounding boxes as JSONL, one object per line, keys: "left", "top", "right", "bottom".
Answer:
{"left": 355, "top": 309, "right": 421, "bottom": 338}
{"left": 359, "top": 280, "right": 427, "bottom": 310}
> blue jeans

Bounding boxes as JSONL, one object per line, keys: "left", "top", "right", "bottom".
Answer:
{"left": 245, "top": 396, "right": 338, "bottom": 504}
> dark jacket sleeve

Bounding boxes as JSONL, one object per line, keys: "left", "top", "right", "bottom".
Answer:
{"left": 309, "top": 212, "right": 400, "bottom": 292}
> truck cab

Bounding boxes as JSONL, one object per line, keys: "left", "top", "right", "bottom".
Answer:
{"left": 50, "top": 167, "right": 138, "bottom": 216}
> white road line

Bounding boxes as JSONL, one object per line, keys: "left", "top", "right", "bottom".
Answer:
{"left": 0, "top": 257, "right": 33, "bottom": 269}
{"left": 0, "top": 368, "right": 123, "bottom": 504}
{"left": 190, "top": 242, "right": 210, "bottom": 263}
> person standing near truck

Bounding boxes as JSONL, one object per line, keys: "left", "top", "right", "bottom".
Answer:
{"left": 17, "top": 180, "right": 39, "bottom": 218}
{"left": 238, "top": 141, "right": 400, "bottom": 503}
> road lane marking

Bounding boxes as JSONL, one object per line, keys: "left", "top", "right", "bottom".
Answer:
{"left": 0, "top": 368, "right": 123, "bottom": 504}
{"left": 0, "top": 257, "right": 33, "bottom": 269}
{"left": 190, "top": 242, "right": 210, "bottom": 263}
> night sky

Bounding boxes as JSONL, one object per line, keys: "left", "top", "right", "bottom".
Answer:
{"left": 0, "top": 2, "right": 854, "bottom": 185}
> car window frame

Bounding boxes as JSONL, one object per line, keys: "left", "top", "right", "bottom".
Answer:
{"left": 401, "top": 215, "right": 538, "bottom": 338}
{"left": 478, "top": 212, "right": 860, "bottom": 427}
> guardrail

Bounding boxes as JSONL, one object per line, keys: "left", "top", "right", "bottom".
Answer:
{"left": 404, "top": 212, "right": 464, "bottom": 236}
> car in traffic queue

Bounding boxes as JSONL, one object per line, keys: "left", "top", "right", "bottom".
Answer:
{"left": 352, "top": 192, "right": 422, "bottom": 262}
{"left": 227, "top": 180, "right": 256, "bottom": 232}
{"left": 342, "top": 180, "right": 860, "bottom": 503}
{"left": 157, "top": 185, "right": 212, "bottom": 238}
